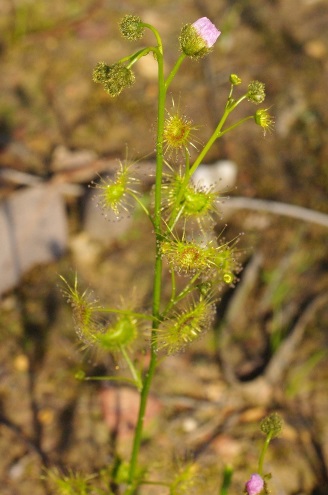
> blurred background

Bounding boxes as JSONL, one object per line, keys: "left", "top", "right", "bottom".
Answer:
{"left": 0, "top": 0, "right": 327, "bottom": 494}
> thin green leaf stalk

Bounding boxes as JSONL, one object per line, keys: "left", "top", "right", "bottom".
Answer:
{"left": 120, "top": 345, "right": 142, "bottom": 391}
{"left": 218, "top": 465, "right": 233, "bottom": 495}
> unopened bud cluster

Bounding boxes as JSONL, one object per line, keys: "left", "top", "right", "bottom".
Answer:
{"left": 92, "top": 62, "right": 135, "bottom": 97}
{"left": 247, "top": 80, "right": 266, "bottom": 104}
{"left": 119, "top": 14, "right": 145, "bottom": 40}
{"left": 260, "top": 412, "right": 283, "bottom": 438}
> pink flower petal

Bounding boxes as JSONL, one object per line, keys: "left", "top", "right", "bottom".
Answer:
{"left": 245, "top": 473, "right": 264, "bottom": 495}
{"left": 192, "top": 17, "right": 221, "bottom": 48}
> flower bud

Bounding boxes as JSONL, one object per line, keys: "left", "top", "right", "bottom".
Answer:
{"left": 75, "top": 370, "right": 86, "bottom": 381}
{"left": 230, "top": 73, "right": 242, "bottom": 85}
{"left": 92, "top": 62, "right": 135, "bottom": 97}
{"left": 245, "top": 474, "right": 264, "bottom": 495}
{"left": 119, "top": 14, "right": 144, "bottom": 41}
{"left": 179, "top": 17, "right": 221, "bottom": 59}
{"left": 247, "top": 81, "right": 266, "bottom": 104}
{"left": 92, "top": 61, "right": 111, "bottom": 83}
{"left": 260, "top": 412, "right": 283, "bottom": 438}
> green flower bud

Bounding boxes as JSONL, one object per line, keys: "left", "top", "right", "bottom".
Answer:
{"left": 260, "top": 412, "right": 283, "bottom": 438}
{"left": 119, "top": 14, "right": 145, "bottom": 41}
{"left": 247, "top": 80, "right": 266, "bottom": 104}
{"left": 92, "top": 62, "right": 135, "bottom": 97}
{"left": 75, "top": 370, "right": 86, "bottom": 381}
{"left": 92, "top": 61, "right": 111, "bottom": 83}
{"left": 230, "top": 73, "right": 242, "bottom": 85}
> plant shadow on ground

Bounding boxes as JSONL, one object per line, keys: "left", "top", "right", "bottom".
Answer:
{"left": 0, "top": 0, "right": 328, "bottom": 494}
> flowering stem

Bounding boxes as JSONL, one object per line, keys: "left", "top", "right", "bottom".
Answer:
{"left": 127, "top": 32, "right": 167, "bottom": 491}
{"left": 258, "top": 432, "right": 273, "bottom": 476}
{"left": 167, "top": 94, "right": 250, "bottom": 228}
{"left": 189, "top": 107, "right": 230, "bottom": 176}
{"left": 167, "top": 113, "right": 226, "bottom": 227}
{"left": 142, "top": 23, "right": 163, "bottom": 52}
{"left": 121, "top": 47, "right": 157, "bottom": 67}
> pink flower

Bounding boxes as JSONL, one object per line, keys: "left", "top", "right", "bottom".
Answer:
{"left": 245, "top": 474, "right": 264, "bottom": 495}
{"left": 192, "top": 17, "right": 221, "bottom": 48}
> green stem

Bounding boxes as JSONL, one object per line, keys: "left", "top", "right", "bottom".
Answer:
{"left": 219, "top": 465, "right": 233, "bottom": 495}
{"left": 142, "top": 23, "right": 163, "bottom": 52}
{"left": 165, "top": 53, "right": 186, "bottom": 90}
{"left": 188, "top": 111, "right": 228, "bottom": 176}
{"left": 168, "top": 95, "right": 248, "bottom": 228}
{"left": 120, "top": 47, "right": 156, "bottom": 66}
{"left": 189, "top": 94, "right": 247, "bottom": 177}
{"left": 127, "top": 35, "right": 167, "bottom": 492}
{"left": 219, "top": 115, "right": 253, "bottom": 137}
{"left": 258, "top": 432, "right": 273, "bottom": 476}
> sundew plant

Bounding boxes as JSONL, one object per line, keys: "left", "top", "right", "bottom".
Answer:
{"left": 58, "top": 14, "right": 278, "bottom": 495}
